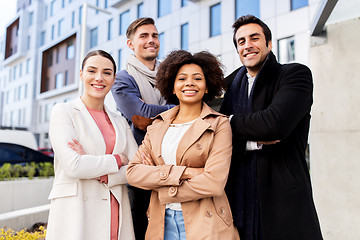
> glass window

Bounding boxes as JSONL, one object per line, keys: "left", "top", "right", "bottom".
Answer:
{"left": 158, "top": 0, "right": 171, "bottom": 18}
{"left": 18, "top": 86, "right": 21, "bottom": 100}
{"left": 278, "top": 36, "right": 295, "bottom": 63}
{"left": 90, "top": 27, "right": 98, "bottom": 48}
{"left": 14, "top": 66, "right": 17, "bottom": 80}
{"left": 235, "top": 0, "right": 259, "bottom": 19}
{"left": 24, "top": 84, "right": 27, "bottom": 98}
{"left": 108, "top": 18, "right": 113, "bottom": 40}
{"left": 118, "top": 49, "right": 122, "bottom": 71}
{"left": 210, "top": 3, "right": 221, "bottom": 37}
{"left": 55, "top": 72, "right": 63, "bottom": 89}
{"left": 29, "top": 11, "right": 33, "bottom": 26}
{"left": 26, "top": 59, "right": 30, "bottom": 74}
{"left": 56, "top": 48, "right": 60, "bottom": 64}
{"left": 40, "top": 31, "right": 46, "bottom": 46}
{"left": 62, "top": 0, "right": 65, "bottom": 8}
{"left": 58, "top": 18, "right": 64, "bottom": 36}
{"left": 67, "top": 41, "right": 75, "bottom": 59}
{"left": 291, "top": 0, "right": 308, "bottom": 10}
{"left": 79, "top": 5, "right": 83, "bottom": 24}
{"left": 137, "top": 2, "right": 144, "bottom": 18}
{"left": 65, "top": 70, "right": 69, "bottom": 85}
{"left": 27, "top": 36, "right": 31, "bottom": 50}
{"left": 181, "top": 0, "right": 189, "bottom": 7}
{"left": 71, "top": 11, "right": 75, "bottom": 28}
{"left": 158, "top": 32, "right": 165, "bottom": 59}
{"left": 19, "top": 63, "right": 22, "bottom": 77}
{"left": 44, "top": 5, "right": 48, "bottom": 21}
{"left": 51, "top": 25, "right": 55, "bottom": 40}
{"left": 48, "top": 50, "right": 53, "bottom": 67}
{"left": 105, "top": 0, "right": 108, "bottom": 8}
{"left": 181, "top": 23, "right": 189, "bottom": 50}
{"left": 119, "top": 10, "right": 130, "bottom": 36}
{"left": 96, "top": 0, "right": 99, "bottom": 14}
{"left": 50, "top": 0, "right": 55, "bottom": 17}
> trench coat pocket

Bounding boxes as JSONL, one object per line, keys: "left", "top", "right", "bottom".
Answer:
{"left": 213, "top": 196, "right": 232, "bottom": 226}
{"left": 48, "top": 182, "right": 78, "bottom": 200}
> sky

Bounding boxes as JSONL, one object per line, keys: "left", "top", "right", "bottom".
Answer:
{"left": 0, "top": 1, "right": 17, "bottom": 36}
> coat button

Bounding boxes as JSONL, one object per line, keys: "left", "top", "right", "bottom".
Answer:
{"left": 218, "top": 207, "right": 225, "bottom": 215}
{"left": 205, "top": 210, "right": 212, "bottom": 218}
{"left": 196, "top": 143, "right": 202, "bottom": 150}
{"left": 160, "top": 171, "right": 168, "bottom": 179}
{"left": 169, "top": 187, "right": 176, "bottom": 193}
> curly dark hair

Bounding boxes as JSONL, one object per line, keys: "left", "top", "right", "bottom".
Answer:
{"left": 156, "top": 50, "right": 224, "bottom": 105}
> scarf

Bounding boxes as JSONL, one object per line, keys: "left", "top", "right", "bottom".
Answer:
{"left": 126, "top": 54, "right": 166, "bottom": 105}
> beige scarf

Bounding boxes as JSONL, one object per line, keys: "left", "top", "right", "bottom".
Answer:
{"left": 126, "top": 54, "right": 166, "bottom": 105}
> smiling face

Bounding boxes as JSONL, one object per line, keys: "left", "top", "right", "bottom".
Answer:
{"left": 127, "top": 24, "right": 159, "bottom": 66}
{"left": 80, "top": 55, "right": 115, "bottom": 107}
{"left": 173, "top": 64, "right": 207, "bottom": 107}
{"left": 235, "top": 23, "right": 272, "bottom": 77}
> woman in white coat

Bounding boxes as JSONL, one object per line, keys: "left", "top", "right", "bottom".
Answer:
{"left": 46, "top": 50, "right": 137, "bottom": 240}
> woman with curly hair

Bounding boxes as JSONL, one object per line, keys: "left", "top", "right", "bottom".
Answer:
{"left": 126, "top": 50, "right": 239, "bottom": 240}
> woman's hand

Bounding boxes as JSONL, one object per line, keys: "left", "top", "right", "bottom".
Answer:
{"left": 119, "top": 154, "right": 129, "bottom": 166}
{"left": 68, "top": 139, "right": 85, "bottom": 155}
{"left": 136, "top": 145, "right": 155, "bottom": 166}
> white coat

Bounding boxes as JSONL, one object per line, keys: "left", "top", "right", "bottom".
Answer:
{"left": 46, "top": 97, "right": 137, "bottom": 240}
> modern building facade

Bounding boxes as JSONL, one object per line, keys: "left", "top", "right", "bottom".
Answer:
{"left": 0, "top": 0, "right": 321, "bottom": 148}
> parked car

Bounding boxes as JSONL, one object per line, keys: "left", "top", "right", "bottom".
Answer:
{"left": 38, "top": 147, "right": 54, "bottom": 157}
{"left": 0, "top": 143, "right": 53, "bottom": 166}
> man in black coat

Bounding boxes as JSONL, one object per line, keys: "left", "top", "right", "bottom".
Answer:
{"left": 220, "top": 15, "right": 323, "bottom": 240}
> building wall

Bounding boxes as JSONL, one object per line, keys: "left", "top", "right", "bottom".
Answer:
{"left": 309, "top": 17, "right": 360, "bottom": 239}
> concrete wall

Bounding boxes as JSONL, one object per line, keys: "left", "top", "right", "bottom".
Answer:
{"left": 0, "top": 177, "right": 53, "bottom": 214}
{"left": 309, "top": 17, "right": 360, "bottom": 239}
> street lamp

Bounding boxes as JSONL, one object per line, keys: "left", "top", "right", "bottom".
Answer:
{"left": 78, "top": 2, "right": 112, "bottom": 95}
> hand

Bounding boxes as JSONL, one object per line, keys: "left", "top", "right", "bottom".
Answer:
{"left": 68, "top": 139, "right": 85, "bottom": 155}
{"left": 136, "top": 145, "right": 155, "bottom": 166}
{"left": 119, "top": 154, "right": 129, "bottom": 166}
{"left": 97, "top": 175, "right": 108, "bottom": 184}
{"left": 257, "top": 140, "right": 280, "bottom": 145}
{"left": 132, "top": 115, "right": 154, "bottom": 131}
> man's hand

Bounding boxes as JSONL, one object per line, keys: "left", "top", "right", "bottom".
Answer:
{"left": 257, "top": 140, "right": 280, "bottom": 145}
{"left": 132, "top": 115, "right": 154, "bottom": 131}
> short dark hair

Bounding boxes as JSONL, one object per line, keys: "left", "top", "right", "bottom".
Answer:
{"left": 232, "top": 15, "right": 272, "bottom": 49}
{"left": 81, "top": 50, "right": 116, "bottom": 75}
{"left": 126, "top": 17, "right": 155, "bottom": 39}
{"left": 156, "top": 50, "right": 224, "bottom": 105}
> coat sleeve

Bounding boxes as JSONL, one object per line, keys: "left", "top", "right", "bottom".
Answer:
{"left": 49, "top": 104, "right": 119, "bottom": 179}
{"left": 111, "top": 71, "right": 174, "bottom": 121}
{"left": 107, "top": 116, "right": 139, "bottom": 187}
{"left": 230, "top": 64, "right": 313, "bottom": 141}
{"left": 156, "top": 118, "right": 233, "bottom": 204}
{"left": 126, "top": 129, "right": 187, "bottom": 189}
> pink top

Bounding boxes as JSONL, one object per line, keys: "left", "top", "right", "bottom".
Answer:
{"left": 87, "top": 107, "right": 120, "bottom": 240}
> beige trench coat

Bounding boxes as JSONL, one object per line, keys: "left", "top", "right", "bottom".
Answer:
{"left": 46, "top": 97, "right": 137, "bottom": 240}
{"left": 127, "top": 103, "right": 239, "bottom": 240}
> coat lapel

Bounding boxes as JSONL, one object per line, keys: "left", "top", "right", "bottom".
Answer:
{"left": 72, "top": 98, "right": 106, "bottom": 155}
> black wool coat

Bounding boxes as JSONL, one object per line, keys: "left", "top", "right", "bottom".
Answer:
{"left": 220, "top": 52, "right": 323, "bottom": 240}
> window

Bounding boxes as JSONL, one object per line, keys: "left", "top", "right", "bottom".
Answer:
{"left": 278, "top": 36, "right": 295, "bottom": 63}
{"left": 51, "top": 25, "right": 55, "bottom": 40}
{"left": 18, "top": 109, "right": 21, "bottom": 125}
{"left": 27, "top": 36, "right": 31, "bottom": 50}
{"left": 137, "top": 2, "right": 144, "bottom": 18}
{"left": 291, "top": 0, "right": 308, "bottom": 10}
{"left": 71, "top": 11, "right": 75, "bottom": 28}
{"left": 118, "top": 49, "right": 122, "bottom": 71}
{"left": 14, "top": 66, "right": 17, "bottom": 80}
{"left": 62, "top": 0, "right": 65, "bottom": 8}
{"left": 158, "top": 0, "right": 171, "bottom": 17}
{"left": 65, "top": 70, "right": 69, "bottom": 85}
{"left": 45, "top": 103, "right": 52, "bottom": 122}
{"left": 90, "top": 27, "right": 98, "bottom": 48}
{"left": 104, "top": 0, "right": 108, "bottom": 8}
{"left": 26, "top": 59, "right": 30, "bottom": 74}
{"left": 67, "top": 41, "right": 75, "bottom": 59}
{"left": 181, "top": 0, "right": 189, "bottom": 7}
{"left": 181, "top": 23, "right": 189, "bottom": 50}
{"left": 24, "top": 84, "right": 27, "bottom": 98}
{"left": 58, "top": 18, "right": 64, "bottom": 36}
{"left": 158, "top": 32, "right": 165, "bottom": 59}
{"left": 18, "top": 86, "right": 21, "bottom": 100}
{"left": 50, "top": 0, "right": 55, "bottom": 17}
{"left": 108, "top": 19, "right": 113, "bottom": 40}
{"left": 119, "top": 10, "right": 130, "bottom": 35}
{"left": 44, "top": 5, "right": 48, "bottom": 20}
{"left": 210, "top": 3, "right": 221, "bottom": 37}
{"left": 96, "top": 0, "right": 99, "bottom": 14}
{"left": 48, "top": 50, "right": 53, "bottom": 67}
{"left": 235, "top": 0, "right": 259, "bottom": 19}
{"left": 29, "top": 11, "right": 33, "bottom": 26}
{"left": 55, "top": 72, "right": 63, "bottom": 89}
{"left": 9, "top": 69, "right": 12, "bottom": 82}
{"left": 79, "top": 5, "right": 83, "bottom": 24}
{"left": 19, "top": 63, "right": 22, "bottom": 77}
{"left": 40, "top": 31, "right": 46, "bottom": 46}
{"left": 56, "top": 48, "right": 60, "bottom": 64}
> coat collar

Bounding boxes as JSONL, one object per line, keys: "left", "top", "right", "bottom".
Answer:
{"left": 71, "top": 97, "right": 124, "bottom": 155}
{"left": 149, "top": 103, "right": 226, "bottom": 165}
